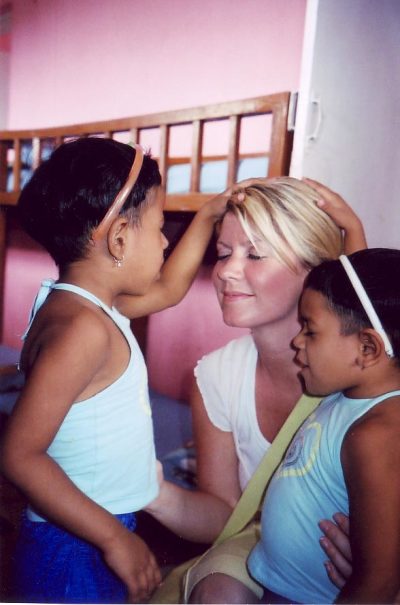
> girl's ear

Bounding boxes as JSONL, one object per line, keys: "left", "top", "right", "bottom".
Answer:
{"left": 107, "top": 216, "right": 130, "bottom": 262}
{"left": 357, "top": 328, "right": 385, "bottom": 368}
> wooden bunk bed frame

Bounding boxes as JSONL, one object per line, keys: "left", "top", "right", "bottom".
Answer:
{"left": 0, "top": 91, "right": 293, "bottom": 353}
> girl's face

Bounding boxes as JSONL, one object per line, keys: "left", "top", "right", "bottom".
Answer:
{"left": 125, "top": 186, "right": 168, "bottom": 294}
{"left": 212, "top": 213, "right": 307, "bottom": 331}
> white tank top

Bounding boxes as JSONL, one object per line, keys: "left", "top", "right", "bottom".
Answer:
{"left": 24, "top": 280, "right": 158, "bottom": 521}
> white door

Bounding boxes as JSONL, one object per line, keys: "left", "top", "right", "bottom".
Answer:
{"left": 291, "top": 0, "right": 400, "bottom": 248}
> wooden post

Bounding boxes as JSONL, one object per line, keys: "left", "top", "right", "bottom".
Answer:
{"left": 190, "top": 120, "right": 203, "bottom": 193}
{"left": 227, "top": 115, "right": 240, "bottom": 187}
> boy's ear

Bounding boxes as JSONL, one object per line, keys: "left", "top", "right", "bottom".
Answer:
{"left": 357, "top": 328, "right": 385, "bottom": 368}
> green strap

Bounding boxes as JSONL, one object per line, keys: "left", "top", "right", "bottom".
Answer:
{"left": 214, "top": 394, "right": 320, "bottom": 546}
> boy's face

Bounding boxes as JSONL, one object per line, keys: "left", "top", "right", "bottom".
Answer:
{"left": 293, "top": 288, "right": 360, "bottom": 396}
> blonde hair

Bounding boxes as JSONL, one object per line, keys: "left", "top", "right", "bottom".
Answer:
{"left": 227, "top": 177, "right": 342, "bottom": 272}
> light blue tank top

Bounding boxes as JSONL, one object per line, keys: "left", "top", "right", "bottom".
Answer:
{"left": 248, "top": 389, "right": 400, "bottom": 604}
{"left": 24, "top": 279, "right": 158, "bottom": 521}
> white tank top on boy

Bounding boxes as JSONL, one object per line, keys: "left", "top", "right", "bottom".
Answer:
{"left": 24, "top": 280, "right": 158, "bottom": 522}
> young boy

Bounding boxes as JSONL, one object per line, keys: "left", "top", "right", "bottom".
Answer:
{"left": 248, "top": 248, "right": 400, "bottom": 604}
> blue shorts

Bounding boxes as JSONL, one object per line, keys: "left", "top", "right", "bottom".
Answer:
{"left": 12, "top": 511, "right": 136, "bottom": 604}
{"left": 261, "top": 588, "right": 300, "bottom": 604}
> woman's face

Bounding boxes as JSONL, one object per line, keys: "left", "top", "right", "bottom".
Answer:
{"left": 212, "top": 213, "right": 308, "bottom": 330}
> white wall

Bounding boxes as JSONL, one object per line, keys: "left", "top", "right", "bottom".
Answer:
{"left": 291, "top": 0, "right": 400, "bottom": 248}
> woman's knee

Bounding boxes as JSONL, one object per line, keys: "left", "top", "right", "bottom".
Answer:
{"left": 188, "top": 573, "right": 260, "bottom": 604}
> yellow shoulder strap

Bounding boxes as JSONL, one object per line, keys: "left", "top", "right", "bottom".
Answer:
{"left": 214, "top": 394, "right": 320, "bottom": 545}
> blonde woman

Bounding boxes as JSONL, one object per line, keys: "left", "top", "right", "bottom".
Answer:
{"left": 146, "top": 178, "right": 365, "bottom": 603}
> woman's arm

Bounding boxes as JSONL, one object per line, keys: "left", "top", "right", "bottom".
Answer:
{"left": 335, "top": 402, "right": 400, "bottom": 603}
{"left": 1, "top": 317, "right": 160, "bottom": 602}
{"left": 318, "top": 513, "right": 352, "bottom": 588}
{"left": 145, "top": 380, "right": 241, "bottom": 543}
{"left": 303, "top": 178, "right": 367, "bottom": 254}
{"left": 116, "top": 192, "right": 229, "bottom": 318}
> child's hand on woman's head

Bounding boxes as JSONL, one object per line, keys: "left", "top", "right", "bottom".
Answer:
{"left": 200, "top": 190, "right": 233, "bottom": 222}
{"left": 303, "top": 178, "right": 360, "bottom": 229}
{"left": 231, "top": 177, "right": 266, "bottom": 201}
{"left": 303, "top": 177, "right": 367, "bottom": 254}
{"left": 102, "top": 529, "right": 161, "bottom": 603}
{"left": 207, "top": 178, "right": 267, "bottom": 214}
{"left": 201, "top": 179, "right": 261, "bottom": 220}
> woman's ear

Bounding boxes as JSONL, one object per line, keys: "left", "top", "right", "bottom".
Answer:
{"left": 357, "top": 328, "right": 385, "bottom": 368}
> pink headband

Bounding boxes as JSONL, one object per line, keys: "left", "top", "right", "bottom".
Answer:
{"left": 92, "top": 144, "right": 144, "bottom": 241}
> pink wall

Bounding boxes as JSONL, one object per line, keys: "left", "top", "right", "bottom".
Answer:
{"left": 4, "top": 223, "right": 58, "bottom": 349}
{"left": 8, "top": 0, "right": 306, "bottom": 128}
{"left": 4, "top": 0, "right": 306, "bottom": 399}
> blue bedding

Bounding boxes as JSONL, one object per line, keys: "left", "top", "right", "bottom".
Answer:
{"left": 149, "top": 389, "right": 196, "bottom": 489}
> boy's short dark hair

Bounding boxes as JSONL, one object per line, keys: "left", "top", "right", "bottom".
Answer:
{"left": 18, "top": 137, "right": 161, "bottom": 267}
{"left": 304, "top": 248, "right": 400, "bottom": 361}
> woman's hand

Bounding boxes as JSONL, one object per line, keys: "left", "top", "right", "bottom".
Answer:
{"left": 318, "top": 512, "right": 352, "bottom": 588}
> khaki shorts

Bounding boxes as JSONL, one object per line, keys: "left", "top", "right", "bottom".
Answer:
{"left": 183, "top": 522, "right": 263, "bottom": 602}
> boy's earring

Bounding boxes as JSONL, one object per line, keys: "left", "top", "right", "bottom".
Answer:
{"left": 113, "top": 256, "right": 124, "bottom": 268}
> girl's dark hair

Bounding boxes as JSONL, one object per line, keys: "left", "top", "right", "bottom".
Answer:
{"left": 18, "top": 137, "right": 161, "bottom": 267}
{"left": 304, "top": 248, "right": 400, "bottom": 362}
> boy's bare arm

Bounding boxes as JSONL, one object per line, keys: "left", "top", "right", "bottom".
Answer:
{"left": 116, "top": 192, "right": 229, "bottom": 318}
{"left": 303, "top": 178, "right": 367, "bottom": 254}
{"left": 336, "top": 402, "right": 400, "bottom": 603}
{"left": 1, "top": 318, "right": 160, "bottom": 601}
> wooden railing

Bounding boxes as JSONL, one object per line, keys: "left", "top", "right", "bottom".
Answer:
{"left": 0, "top": 92, "right": 292, "bottom": 212}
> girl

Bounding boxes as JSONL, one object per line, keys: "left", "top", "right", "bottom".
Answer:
{"left": 0, "top": 137, "right": 229, "bottom": 604}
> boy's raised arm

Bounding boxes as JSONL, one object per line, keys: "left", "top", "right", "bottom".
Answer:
{"left": 116, "top": 192, "right": 229, "bottom": 318}
{"left": 303, "top": 178, "right": 367, "bottom": 255}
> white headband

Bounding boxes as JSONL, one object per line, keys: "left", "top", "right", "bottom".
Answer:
{"left": 339, "top": 255, "right": 394, "bottom": 358}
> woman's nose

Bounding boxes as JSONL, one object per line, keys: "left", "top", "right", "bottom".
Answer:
{"left": 216, "top": 255, "right": 243, "bottom": 281}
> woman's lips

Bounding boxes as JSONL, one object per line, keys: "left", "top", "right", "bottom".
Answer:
{"left": 222, "top": 291, "right": 253, "bottom": 302}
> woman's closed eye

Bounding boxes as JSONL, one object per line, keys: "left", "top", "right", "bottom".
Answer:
{"left": 248, "top": 253, "right": 267, "bottom": 260}
{"left": 215, "top": 243, "right": 232, "bottom": 260}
